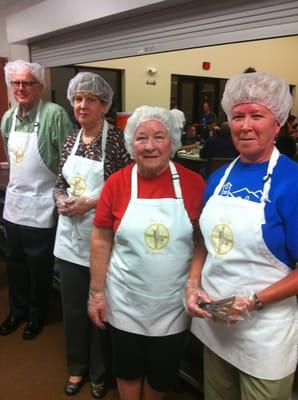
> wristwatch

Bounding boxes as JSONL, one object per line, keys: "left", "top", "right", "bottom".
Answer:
{"left": 253, "top": 293, "right": 264, "bottom": 311}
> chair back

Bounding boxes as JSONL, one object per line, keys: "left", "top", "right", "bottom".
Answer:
{"left": 207, "top": 157, "right": 234, "bottom": 176}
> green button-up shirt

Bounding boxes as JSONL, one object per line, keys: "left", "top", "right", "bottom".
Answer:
{"left": 1, "top": 101, "right": 73, "bottom": 174}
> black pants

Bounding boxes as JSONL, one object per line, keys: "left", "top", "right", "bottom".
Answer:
{"left": 57, "top": 258, "right": 108, "bottom": 383}
{"left": 5, "top": 220, "right": 56, "bottom": 323}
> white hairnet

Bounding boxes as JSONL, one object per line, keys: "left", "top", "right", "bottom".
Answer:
{"left": 67, "top": 72, "right": 113, "bottom": 108}
{"left": 4, "top": 59, "right": 45, "bottom": 86}
{"left": 124, "top": 105, "right": 181, "bottom": 158}
{"left": 221, "top": 72, "right": 292, "bottom": 126}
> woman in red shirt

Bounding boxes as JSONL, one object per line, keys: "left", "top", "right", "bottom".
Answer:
{"left": 88, "top": 106, "right": 205, "bottom": 400}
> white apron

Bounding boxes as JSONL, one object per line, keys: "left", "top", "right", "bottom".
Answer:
{"left": 54, "top": 120, "right": 108, "bottom": 266}
{"left": 106, "top": 161, "right": 194, "bottom": 336}
{"left": 3, "top": 101, "right": 57, "bottom": 228}
{"left": 191, "top": 147, "right": 298, "bottom": 379}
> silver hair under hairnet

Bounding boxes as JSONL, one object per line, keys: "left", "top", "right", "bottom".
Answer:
{"left": 124, "top": 105, "right": 181, "bottom": 158}
{"left": 4, "top": 59, "right": 45, "bottom": 87}
{"left": 67, "top": 72, "right": 113, "bottom": 108}
{"left": 221, "top": 72, "right": 292, "bottom": 126}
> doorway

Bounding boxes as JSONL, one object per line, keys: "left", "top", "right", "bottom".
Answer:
{"left": 171, "top": 74, "right": 227, "bottom": 124}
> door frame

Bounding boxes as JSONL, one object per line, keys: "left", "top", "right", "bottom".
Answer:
{"left": 173, "top": 74, "right": 225, "bottom": 123}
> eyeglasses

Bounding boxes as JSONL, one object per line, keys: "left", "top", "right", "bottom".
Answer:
{"left": 10, "top": 81, "right": 40, "bottom": 89}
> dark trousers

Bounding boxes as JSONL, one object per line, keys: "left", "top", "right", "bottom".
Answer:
{"left": 5, "top": 220, "right": 56, "bottom": 323}
{"left": 57, "top": 258, "right": 108, "bottom": 383}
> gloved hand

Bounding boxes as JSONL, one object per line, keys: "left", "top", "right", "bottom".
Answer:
{"left": 55, "top": 194, "right": 71, "bottom": 210}
{"left": 88, "top": 289, "right": 107, "bottom": 329}
{"left": 184, "top": 279, "right": 213, "bottom": 319}
{"left": 223, "top": 295, "right": 255, "bottom": 325}
{"left": 56, "top": 196, "right": 96, "bottom": 217}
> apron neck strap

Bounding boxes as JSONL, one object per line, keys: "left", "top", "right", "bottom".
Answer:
{"left": 260, "top": 146, "right": 279, "bottom": 203}
{"left": 11, "top": 99, "right": 42, "bottom": 133}
{"left": 214, "top": 147, "right": 280, "bottom": 203}
{"left": 169, "top": 161, "right": 182, "bottom": 199}
{"left": 71, "top": 119, "right": 109, "bottom": 159}
{"left": 214, "top": 156, "right": 239, "bottom": 195}
{"left": 131, "top": 161, "right": 182, "bottom": 200}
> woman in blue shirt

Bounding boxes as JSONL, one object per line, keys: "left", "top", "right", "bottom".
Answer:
{"left": 186, "top": 72, "right": 298, "bottom": 400}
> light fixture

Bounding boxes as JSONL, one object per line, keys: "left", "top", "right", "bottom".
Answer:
{"left": 147, "top": 67, "right": 157, "bottom": 75}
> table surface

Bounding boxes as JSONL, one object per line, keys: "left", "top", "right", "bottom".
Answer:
{"left": 176, "top": 150, "right": 207, "bottom": 161}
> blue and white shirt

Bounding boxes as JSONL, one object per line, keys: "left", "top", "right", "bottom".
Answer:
{"left": 204, "top": 155, "right": 298, "bottom": 269}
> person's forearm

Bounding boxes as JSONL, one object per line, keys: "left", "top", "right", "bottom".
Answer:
{"left": 53, "top": 146, "right": 69, "bottom": 200}
{"left": 84, "top": 197, "right": 97, "bottom": 210}
{"left": 257, "top": 265, "right": 298, "bottom": 305}
{"left": 185, "top": 237, "right": 213, "bottom": 318}
{"left": 90, "top": 227, "right": 114, "bottom": 292}
{"left": 188, "top": 236, "right": 207, "bottom": 286}
{"left": 53, "top": 187, "right": 67, "bottom": 201}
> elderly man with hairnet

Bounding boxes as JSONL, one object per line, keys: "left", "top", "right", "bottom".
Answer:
{"left": 186, "top": 72, "right": 298, "bottom": 400}
{"left": 0, "top": 59, "right": 73, "bottom": 340}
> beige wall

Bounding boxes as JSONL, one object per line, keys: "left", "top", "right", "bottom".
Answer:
{"left": 81, "top": 36, "right": 298, "bottom": 116}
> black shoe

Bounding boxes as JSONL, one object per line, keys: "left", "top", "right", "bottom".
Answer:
{"left": 0, "top": 314, "right": 24, "bottom": 336}
{"left": 91, "top": 382, "right": 107, "bottom": 399}
{"left": 64, "top": 377, "right": 85, "bottom": 396}
{"left": 22, "top": 320, "right": 43, "bottom": 340}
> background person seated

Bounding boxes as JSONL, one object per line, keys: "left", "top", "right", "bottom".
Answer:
{"left": 180, "top": 122, "right": 200, "bottom": 151}
{"left": 200, "top": 122, "right": 239, "bottom": 177}
{"left": 200, "top": 122, "right": 238, "bottom": 159}
{"left": 287, "top": 114, "right": 298, "bottom": 139}
{"left": 199, "top": 121, "right": 220, "bottom": 142}
{"left": 276, "top": 122, "right": 297, "bottom": 160}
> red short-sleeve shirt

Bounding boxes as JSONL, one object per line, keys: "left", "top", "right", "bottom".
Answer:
{"left": 94, "top": 162, "right": 205, "bottom": 233}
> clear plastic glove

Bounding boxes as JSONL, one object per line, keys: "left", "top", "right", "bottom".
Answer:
{"left": 223, "top": 294, "right": 255, "bottom": 325}
{"left": 184, "top": 279, "right": 213, "bottom": 319}
{"left": 201, "top": 293, "right": 255, "bottom": 325}
{"left": 55, "top": 194, "right": 71, "bottom": 209}
{"left": 57, "top": 196, "right": 95, "bottom": 217}
{"left": 88, "top": 289, "right": 107, "bottom": 329}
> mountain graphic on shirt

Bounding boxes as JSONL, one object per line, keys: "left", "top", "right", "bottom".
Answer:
{"left": 232, "top": 188, "right": 264, "bottom": 201}
{"left": 220, "top": 183, "right": 264, "bottom": 201}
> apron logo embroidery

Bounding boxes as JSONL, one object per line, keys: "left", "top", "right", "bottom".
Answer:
{"left": 69, "top": 175, "right": 87, "bottom": 196}
{"left": 12, "top": 147, "right": 24, "bottom": 164}
{"left": 211, "top": 224, "right": 234, "bottom": 255}
{"left": 144, "top": 223, "right": 169, "bottom": 250}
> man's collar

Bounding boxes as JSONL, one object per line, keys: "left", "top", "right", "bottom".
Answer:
{"left": 17, "top": 100, "right": 42, "bottom": 122}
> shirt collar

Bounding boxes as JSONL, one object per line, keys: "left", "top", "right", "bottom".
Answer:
{"left": 17, "top": 100, "right": 42, "bottom": 122}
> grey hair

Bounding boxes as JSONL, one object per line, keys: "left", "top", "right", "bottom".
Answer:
{"left": 124, "top": 105, "right": 182, "bottom": 158}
